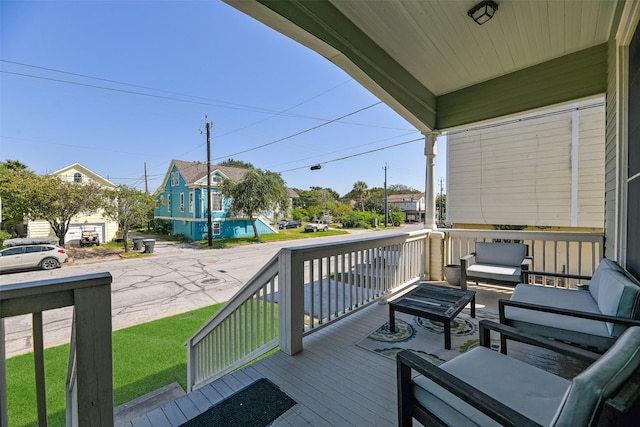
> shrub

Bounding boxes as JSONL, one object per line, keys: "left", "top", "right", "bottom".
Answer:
{"left": 0, "top": 229, "right": 11, "bottom": 247}
{"left": 339, "top": 211, "right": 383, "bottom": 229}
{"left": 153, "top": 219, "right": 172, "bottom": 234}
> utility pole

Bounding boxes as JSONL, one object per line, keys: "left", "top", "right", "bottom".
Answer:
{"left": 438, "top": 177, "right": 445, "bottom": 225}
{"left": 383, "top": 163, "right": 389, "bottom": 227}
{"left": 205, "top": 117, "right": 213, "bottom": 248}
{"left": 144, "top": 162, "right": 149, "bottom": 194}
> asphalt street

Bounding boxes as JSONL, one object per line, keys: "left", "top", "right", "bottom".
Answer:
{"left": 1, "top": 224, "right": 423, "bottom": 358}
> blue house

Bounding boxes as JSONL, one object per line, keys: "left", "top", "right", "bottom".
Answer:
{"left": 154, "top": 160, "right": 277, "bottom": 240}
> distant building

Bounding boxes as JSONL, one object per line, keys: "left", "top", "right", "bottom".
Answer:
{"left": 27, "top": 163, "right": 119, "bottom": 244}
{"left": 387, "top": 194, "right": 425, "bottom": 222}
{"left": 154, "top": 160, "right": 279, "bottom": 240}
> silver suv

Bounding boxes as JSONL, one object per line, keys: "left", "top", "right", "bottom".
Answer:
{"left": 0, "top": 244, "right": 68, "bottom": 273}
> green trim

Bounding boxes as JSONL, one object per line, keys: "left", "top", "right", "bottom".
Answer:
{"left": 436, "top": 44, "right": 608, "bottom": 129}
{"left": 257, "top": 0, "right": 437, "bottom": 129}
{"left": 254, "top": 1, "right": 607, "bottom": 131}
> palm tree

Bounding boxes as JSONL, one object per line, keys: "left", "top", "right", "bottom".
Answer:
{"left": 352, "top": 181, "right": 370, "bottom": 211}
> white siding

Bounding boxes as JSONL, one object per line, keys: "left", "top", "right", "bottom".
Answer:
{"left": 448, "top": 98, "right": 605, "bottom": 228}
{"left": 27, "top": 220, "right": 55, "bottom": 239}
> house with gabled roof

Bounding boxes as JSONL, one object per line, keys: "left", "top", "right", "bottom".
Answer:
{"left": 27, "top": 163, "right": 119, "bottom": 244}
{"left": 153, "top": 159, "right": 278, "bottom": 240}
{"left": 387, "top": 193, "right": 425, "bottom": 223}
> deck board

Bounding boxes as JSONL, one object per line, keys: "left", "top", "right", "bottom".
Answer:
{"left": 124, "top": 283, "right": 592, "bottom": 426}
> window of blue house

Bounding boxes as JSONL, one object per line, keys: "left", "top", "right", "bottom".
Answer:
{"left": 213, "top": 222, "right": 220, "bottom": 235}
{"left": 211, "top": 192, "right": 223, "bottom": 211}
{"left": 171, "top": 171, "right": 180, "bottom": 186}
{"left": 179, "top": 193, "right": 185, "bottom": 212}
{"left": 189, "top": 192, "right": 194, "bottom": 213}
{"left": 167, "top": 194, "right": 171, "bottom": 213}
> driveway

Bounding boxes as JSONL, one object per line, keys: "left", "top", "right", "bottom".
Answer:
{"left": 1, "top": 224, "right": 425, "bottom": 358}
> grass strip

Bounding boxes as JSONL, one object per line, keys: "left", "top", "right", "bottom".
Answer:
{"left": 5, "top": 304, "right": 224, "bottom": 426}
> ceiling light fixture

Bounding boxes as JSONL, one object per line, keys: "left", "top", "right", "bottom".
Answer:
{"left": 468, "top": 0, "right": 498, "bottom": 25}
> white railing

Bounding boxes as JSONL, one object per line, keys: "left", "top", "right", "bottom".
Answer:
{"left": 187, "top": 256, "right": 280, "bottom": 391}
{"left": 0, "top": 273, "right": 113, "bottom": 427}
{"left": 186, "top": 228, "right": 605, "bottom": 390}
{"left": 445, "top": 229, "right": 605, "bottom": 288}
{"left": 187, "top": 229, "right": 430, "bottom": 390}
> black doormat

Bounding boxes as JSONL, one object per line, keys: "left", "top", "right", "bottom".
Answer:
{"left": 180, "top": 378, "right": 296, "bottom": 427}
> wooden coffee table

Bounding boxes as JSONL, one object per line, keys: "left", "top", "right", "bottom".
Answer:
{"left": 389, "top": 284, "right": 476, "bottom": 349}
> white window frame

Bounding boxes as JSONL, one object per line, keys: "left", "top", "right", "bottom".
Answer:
{"left": 167, "top": 194, "right": 171, "bottom": 213}
{"left": 213, "top": 222, "right": 221, "bottom": 235}
{"left": 211, "top": 191, "right": 224, "bottom": 212}
{"left": 179, "top": 193, "right": 185, "bottom": 212}
{"left": 189, "top": 192, "right": 194, "bottom": 213}
{"left": 171, "top": 171, "right": 180, "bottom": 186}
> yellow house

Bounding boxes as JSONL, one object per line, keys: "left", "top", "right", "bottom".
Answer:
{"left": 27, "top": 163, "right": 119, "bottom": 244}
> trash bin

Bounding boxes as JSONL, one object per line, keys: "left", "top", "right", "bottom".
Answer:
{"left": 143, "top": 239, "right": 155, "bottom": 254}
{"left": 371, "top": 218, "right": 378, "bottom": 228}
{"left": 132, "top": 237, "right": 144, "bottom": 251}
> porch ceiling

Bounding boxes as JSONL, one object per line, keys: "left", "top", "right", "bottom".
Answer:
{"left": 224, "top": 0, "right": 620, "bottom": 131}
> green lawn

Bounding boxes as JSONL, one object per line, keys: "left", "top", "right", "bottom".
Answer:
{"left": 200, "top": 227, "right": 349, "bottom": 248}
{"left": 5, "top": 304, "right": 225, "bottom": 426}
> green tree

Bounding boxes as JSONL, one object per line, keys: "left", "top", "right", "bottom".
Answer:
{"left": 3, "top": 173, "right": 105, "bottom": 244}
{"left": 0, "top": 159, "right": 28, "bottom": 171}
{"left": 221, "top": 169, "right": 289, "bottom": 239}
{"left": 219, "top": 158, "right": 254, "bottom": 169}
{"left": 103, "top": 185, "right": 155, "bottom": 251}
{"left": 350, "top": 181, "right": 370, "bottom": 211}
{"left": 436, "top": 193, "right": 446, "bottom": 221}
{"left": 388, "top": 183, "right": 419, "bottom": 194}
{"left": 327, "top": 200, "right": 351, "bottom": 218}
{"left": 0, "top": 160, "right": 32, "bottom": 234}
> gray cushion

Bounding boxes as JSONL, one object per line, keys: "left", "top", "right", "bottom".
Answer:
{"left": 596, "top": 269, "right": 626, "bottom": 335}
{"left": 506, "top": 284, "right": 611, "bottom": 347}
{"left": 551, "top": 326, "right": 640, "bottom": 426}
{"left": 412, "top": 347, "right": 570, "bottom": 426}
{"left": 588, "top": 258, "right": 621, "bottom": 300}
{"left": 474, "top": 242, "right": 527, "bottom": 267}
{"left": 467, "top": 264, "right": 521, "bottom": 283}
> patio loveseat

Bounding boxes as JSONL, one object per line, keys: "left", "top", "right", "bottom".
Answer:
{"left": 460, "top": 242, "right": 531, "bottom": 289}
{"left": 500, "top": 258, "right": 640, "bottom": 352}
{"left": 397, "top": 320, "right": 640, "bottom": 427}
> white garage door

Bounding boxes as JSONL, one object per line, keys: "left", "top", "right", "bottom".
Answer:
{"left": 65, "top": 223, "right": 105, "bottom": 244}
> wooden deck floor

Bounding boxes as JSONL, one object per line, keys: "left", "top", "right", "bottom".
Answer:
{"left": 119, "top": 283, "right": 588, "bottom": 426}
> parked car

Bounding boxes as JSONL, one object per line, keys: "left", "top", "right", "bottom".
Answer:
{"left": 304, "top": 220, "right": 328, "bottom": 232}
{"left": 0, "top": 244, "right": 68, "bottom": 273}
{"left": 278, "top": 220, "right": 301, "bottom": 229}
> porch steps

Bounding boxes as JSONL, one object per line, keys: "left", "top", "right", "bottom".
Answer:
{"left": 119, "top": 368, "right": 272, "bottom": 426}
{"left": 114, "top": 382, "right": 185, "bottom": 426}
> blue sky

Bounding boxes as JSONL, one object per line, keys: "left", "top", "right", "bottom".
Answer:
{"left": 1, "top": 1, "right": 446, "bottom": 196}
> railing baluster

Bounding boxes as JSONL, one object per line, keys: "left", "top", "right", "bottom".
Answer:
{"left": 309, "top": 259, "right": 315, "bottom": 329}
{"left": 0, "top": 319, "right": 7, "bottom": 427}
{"left": 270, "top": 278, "right": 275, "bottom": 340}
{"left": 17, "top": 311, "right": 38, "bottom": 422}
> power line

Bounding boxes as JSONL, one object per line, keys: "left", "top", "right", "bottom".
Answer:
{"left": 213, "top": 102, "right": 382, "bottom": 160}
{"left": 278, "top": 137, "right": 423, "bottom": 173}
{"left": 2, "top": 65, "right": 404, "bottom": 129}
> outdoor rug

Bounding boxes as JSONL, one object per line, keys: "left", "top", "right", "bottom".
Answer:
{"left": 356, "top": 308, "right": 500, "bottom": 366}
{"left": 180, "top": 378, "right": 296, "bottom": 427}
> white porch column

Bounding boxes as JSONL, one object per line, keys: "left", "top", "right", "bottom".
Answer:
{"left": 424, "top": 132, "right": 439, "bottom": 230}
